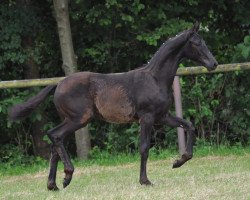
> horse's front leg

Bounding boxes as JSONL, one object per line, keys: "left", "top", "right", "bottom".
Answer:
{"left": 161, "top": 113, "right": 195, "bottom": 168}
{"left": 139, "top": 114, "right": 154, "bottom": 185}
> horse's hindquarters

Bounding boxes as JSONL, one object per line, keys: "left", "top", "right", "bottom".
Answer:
{"left": 53, "top": 72, "right": 94, "bottom": 124}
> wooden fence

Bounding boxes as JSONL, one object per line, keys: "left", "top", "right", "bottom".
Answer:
{"left": 0, "top": 62, "right": 250, "bottom": 89}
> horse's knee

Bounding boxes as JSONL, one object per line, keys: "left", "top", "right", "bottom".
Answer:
{"left": 47, "top": 130, "right": 55, "bottom": 142}
{"left": 140, "top": 144, "right": 149, "bottom": 157}
{"left": 47, "top": 130, "right": 62, "bottom": 144}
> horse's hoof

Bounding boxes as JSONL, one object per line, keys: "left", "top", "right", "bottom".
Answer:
{"left": 173, "top": 153, "right": 192, "bottom": 168}
{"left": 140, "top": 179, "right": 153, "bottom": 186}
{"left": 63, "top": 178, "right": 72, "bottom": 188}
{"left": 172, "top": 160, "right": 183, "bottom": 168}
{"left": 47, "top": 183, "right": 59, "bottom": 191}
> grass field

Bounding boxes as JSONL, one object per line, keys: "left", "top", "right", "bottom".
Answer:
{"left": 1, "top": 153, "right": 250, "bottom": 200}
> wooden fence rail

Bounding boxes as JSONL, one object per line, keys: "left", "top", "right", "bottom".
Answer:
{"left": 0, "top": 62, "right": 250, "bottom": 89}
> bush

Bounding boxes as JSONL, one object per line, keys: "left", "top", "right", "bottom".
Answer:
{"left": 0, "top": 144, "right": 35, "bottom": 166}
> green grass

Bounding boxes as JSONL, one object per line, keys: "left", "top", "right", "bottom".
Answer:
{"left": 1, "top": 145, "right": 250, "bottom": 176}
{"left": 1, "top": 147, "right": 250, "bottom": 200}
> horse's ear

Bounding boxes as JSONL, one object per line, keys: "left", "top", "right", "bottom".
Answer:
{"left": 187, "top": 22, "right": 200, "bottom": 39}
{"left": 192, "top": 21, "right": 200, "bottom": 33}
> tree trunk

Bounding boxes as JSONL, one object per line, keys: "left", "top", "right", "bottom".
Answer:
{"left": 23, "top": 53, "right": 50, "bottom": 159}
{"left": 18, "top": 0, "right": 50, "bottom": 159}
{"left": 53, "top": 0, "right": 91, "bottom": 159}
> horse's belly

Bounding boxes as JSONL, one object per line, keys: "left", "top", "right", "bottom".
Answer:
{"left": 95, "top": 86, "right": 135, "bottom": 123}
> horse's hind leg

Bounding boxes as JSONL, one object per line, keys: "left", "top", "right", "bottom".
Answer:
{"left": 47, "top": 119, "right": 84, "bottom": 189}
{"left": 47, "top": 122, "right": 67, "bottom": 190}
{"left": 47, "top": 145, "right": 60, "bottom": 190}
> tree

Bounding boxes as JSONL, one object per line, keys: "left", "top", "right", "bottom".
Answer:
{"left": 15, "top": 0, "right": 51, "bottom": 159}
{"left": 53, "top": 0, "right": 90, "bottom": 159}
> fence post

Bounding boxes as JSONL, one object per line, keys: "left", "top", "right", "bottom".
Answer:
{"left": 173, "top": 76, "right": 186, "bottom": 155}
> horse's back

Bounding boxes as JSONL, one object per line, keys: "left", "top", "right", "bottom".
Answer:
{"left": 55, "top": 72, "right": 93, "bottom": 94}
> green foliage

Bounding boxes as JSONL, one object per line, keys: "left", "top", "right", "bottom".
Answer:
{"left": 0, "top": 1, "right": 62, "bottom": 164}
{"left": 0, "top": 4, "right": 37, "bottom": 78}
{"left": 89, "top": 122, "right": 140, "bottom": 153}
{"left": 0, "top": 145, "right": 48, "bottom": 176}
{"left": 0, "top": 2, "right": 62, "bottom": 80}
{"left": 136, "top": 19, "right": 191, "bottom": 46}
{"left": 0, "top": 0, "right": 249, "bottom": 164}
{"left": 0, "top": 144, "right": 34, "bottom": 166}
{"left": 233, "top": 35, "right": 250, "bottom": 61}
{"left": 181, "top": 70, "right": 249, "bottom": 146}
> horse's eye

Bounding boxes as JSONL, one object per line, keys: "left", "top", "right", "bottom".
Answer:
{"left": 191, "top": 44, "right": 197, "bottom": 49}
{"left": 191, "top": 40, "right": 201, "bottom": 46}
{"left": 189, "top": 35, "right": 202, "bottom": 46}
{"left": 191, "top": 41, "right": 201, "bottom": 48}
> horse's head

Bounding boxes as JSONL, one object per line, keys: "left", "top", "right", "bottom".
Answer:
{"left": 184, "top": 22, "right": 218, "bottom": 71}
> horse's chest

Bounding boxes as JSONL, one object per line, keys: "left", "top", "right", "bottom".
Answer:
{"left": 147, "top": 91, "right": 174, "bottom": 115}
{"left": 154, "top": 96, "right": 172, "bottom": 113}
{"left": 94, "top": 85, "right": 135, "bottom": 123}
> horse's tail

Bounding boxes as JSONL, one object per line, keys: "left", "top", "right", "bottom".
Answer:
{"left": 8, "top": 85, "right": 57, "bottom": 121}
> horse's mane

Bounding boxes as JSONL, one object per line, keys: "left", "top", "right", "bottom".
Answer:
{"left": 145, "top": 30, "right": 189, "bottom": 70}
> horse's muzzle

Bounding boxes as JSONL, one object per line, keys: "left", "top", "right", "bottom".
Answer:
{"left": 207, "top": 61, "right": 218, "bottom": 71}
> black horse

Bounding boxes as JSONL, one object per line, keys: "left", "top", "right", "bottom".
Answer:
{"left": 9, "top": 22, "right": 218, "bottom": 190}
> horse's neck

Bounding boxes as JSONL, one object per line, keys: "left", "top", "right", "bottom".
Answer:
{"left": 151, "top": 52, "right": 183, "bottom": 91}
{"left": 145, "top": 32, "right": 188, "bottom": 90}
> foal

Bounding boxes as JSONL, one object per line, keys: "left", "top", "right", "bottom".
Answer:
{"left": 9, "top": 22, "right": 218, "bottom": 190}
